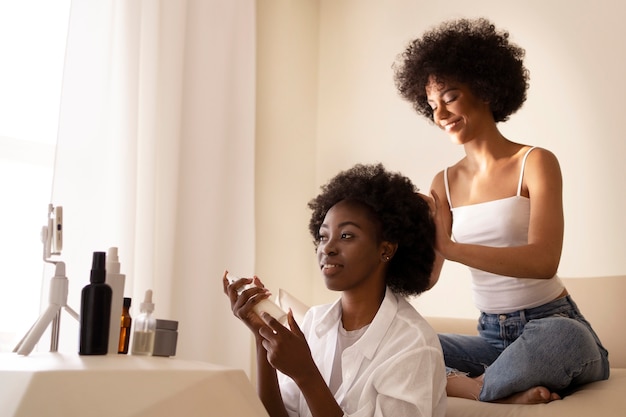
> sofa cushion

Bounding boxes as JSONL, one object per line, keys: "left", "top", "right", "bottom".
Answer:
{"left": 562, "top": 276, "right": 625, "bottom": 368}
{"left": 445, "top": 368, "right": 626, "bottom": 417}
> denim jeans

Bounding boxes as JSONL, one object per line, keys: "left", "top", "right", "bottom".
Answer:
{"left": 438, "top": 295, "right": 610, "bottom": 401}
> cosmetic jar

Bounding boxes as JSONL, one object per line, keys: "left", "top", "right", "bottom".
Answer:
{"left": 152, "top": 319, "right": 178, "bottom": 357}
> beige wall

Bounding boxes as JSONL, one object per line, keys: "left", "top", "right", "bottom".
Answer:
{"left": 256, "top": 1, "right": 626, "bottom": 320}
{"left": 255, "top": 1, "right": 320, "bottom": 305}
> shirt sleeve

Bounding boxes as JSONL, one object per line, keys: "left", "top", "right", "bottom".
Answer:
{"left": 279, "top": 371, "right": 301, "bottom": 417}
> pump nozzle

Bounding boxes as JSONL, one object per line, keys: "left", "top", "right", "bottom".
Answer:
{"left": 90, "top": 251, "right": 106, "bottom": 284}
{"left": 140, "top": 289, "right": 155, "bottom": 313}
{"left": 106, "top": 247, "right": 120, "bottom": 274}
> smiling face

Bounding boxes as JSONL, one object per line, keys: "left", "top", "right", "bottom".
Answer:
{"left": 425, "top": 76, "right": 494, "bottom": 144}
{"left": 316, "top": 200, "right": 391, "bottom": 293}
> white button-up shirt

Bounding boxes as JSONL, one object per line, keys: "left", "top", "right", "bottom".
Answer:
{"left": 279, "top": 287, "right": 447, "bottom": 417}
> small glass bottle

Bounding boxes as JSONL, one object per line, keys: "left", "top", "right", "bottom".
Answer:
{"left": 131, "top": 289, "right": 156, "bottom": 355}
{"left": 118, "top": 297, "right": 132, "bottom": 354}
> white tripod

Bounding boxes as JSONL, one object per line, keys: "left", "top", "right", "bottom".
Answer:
{"left": 13, "top": 204, "right": 79, "bottom": 355}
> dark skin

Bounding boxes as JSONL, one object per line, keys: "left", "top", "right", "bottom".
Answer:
{"left": 225, "top": 274, "right": 332, "bottom": 417}
{"left": 223, "top": 200, "right": 397, "bottom": 417}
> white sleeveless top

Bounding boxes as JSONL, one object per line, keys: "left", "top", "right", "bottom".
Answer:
{"left": 444, "top": 147, "right": 564, "bottom": 314}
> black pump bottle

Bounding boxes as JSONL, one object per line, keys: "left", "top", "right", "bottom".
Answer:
{"left": 79, "top": 251, "right": 112, "bottom": 355}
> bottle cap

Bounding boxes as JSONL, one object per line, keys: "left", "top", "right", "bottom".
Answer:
{"left": 106, "top": 247, "right": 121, "bottom": 274}
{"left": 140, "top": 289, "right": 155, "bottom": 313}
{"left": 90, "top": 251, "right": 106, "bottom": 284}
{"left": 123, "top": 297, "right": 132, "bottom": 308}
{"left": 156, "top": 319, "right": 178, "bottom": 331}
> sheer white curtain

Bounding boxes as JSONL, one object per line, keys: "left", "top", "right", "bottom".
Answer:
{"left": 51, "top": 0, "right": 256, "bottom": 371}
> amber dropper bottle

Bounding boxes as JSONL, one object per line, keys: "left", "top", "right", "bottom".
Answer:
{"left": 118, "top": 297, "right": 132, "bottom": 354}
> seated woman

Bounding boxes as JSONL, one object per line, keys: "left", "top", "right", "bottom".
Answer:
{"left": 393, "top": 17, "right": 610, "bottom": 403}
{"left": 223, "top": 163, "right": 446, "bottom": 417}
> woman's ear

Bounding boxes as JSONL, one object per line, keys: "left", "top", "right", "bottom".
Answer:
{"left": 381, "top": 241, "right": 398, "bottom": 262}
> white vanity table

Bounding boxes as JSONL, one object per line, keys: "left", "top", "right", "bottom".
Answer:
{"left": 0, "top": 352, "right": 269, "bottom": 417}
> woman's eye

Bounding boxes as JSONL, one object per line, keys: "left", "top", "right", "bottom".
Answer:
{"left": 341, "top": 232, "right": 354, "bottom": 239}
{"left": 443, "top": 94, "right": 457, "bottom": 104}
{"left": 318, "top": 234, "right": 327, "bottom": 242}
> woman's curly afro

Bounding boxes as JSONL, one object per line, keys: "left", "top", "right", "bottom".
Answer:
{"left": 393, "top": 17, "right": 529, "bottom": 123}
{"left": 308, "top": 163, "right": 435, "bottom": 297}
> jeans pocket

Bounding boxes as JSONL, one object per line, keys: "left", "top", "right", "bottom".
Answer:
{"left": 500, "top": 316, "right": 524, "bottom": 345}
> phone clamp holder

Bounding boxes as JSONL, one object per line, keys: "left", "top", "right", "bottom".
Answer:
{"left": 13, "top": 204, "right": 78, "bottom": 355}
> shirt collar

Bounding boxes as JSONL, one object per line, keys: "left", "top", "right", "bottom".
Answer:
{"left": 314, "top": 287, "right": 399, "bottom": 359}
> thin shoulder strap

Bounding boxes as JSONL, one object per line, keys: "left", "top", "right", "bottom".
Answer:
{"left": 517, "top": 146, "right": 537, "bottom": 196}
{"left": 444, "top": 167, "right": 453, "bottom": 208}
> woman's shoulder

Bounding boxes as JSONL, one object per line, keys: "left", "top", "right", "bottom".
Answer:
{"left": 433, "top": 157, "right": 470, "bottom": 178}
{"left": 391, "top": 296, "right": 440, "bottom": 343}
{"left": 430, "top": 157, "right": 467, "bottom": 197}
{"left": 522, "top": 146, "right": 562, "bottom": 180}
{"left": 524, "top": 145, "right": 560, "bottom": 164}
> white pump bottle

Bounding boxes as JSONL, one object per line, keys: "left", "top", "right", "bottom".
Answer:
{"left": 227, "top": 272, "right": 288, "bottom": 326}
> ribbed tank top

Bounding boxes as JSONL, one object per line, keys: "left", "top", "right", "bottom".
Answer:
{"left": 444, "top": 147, "right": 564, "bottom": 313}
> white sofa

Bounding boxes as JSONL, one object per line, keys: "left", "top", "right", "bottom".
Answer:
{"left": 427, "top": 275, "right": 626, "bottom": 417}
{"left": 279, "top": 275, "right": 626, "bottom": 417}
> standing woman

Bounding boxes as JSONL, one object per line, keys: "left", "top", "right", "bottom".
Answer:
{"left": 394, "top": 18, "right": 609, "bottom": 404}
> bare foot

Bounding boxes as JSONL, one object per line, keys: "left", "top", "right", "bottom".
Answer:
{"left": 496, "top": 386, "right": 562, "bottom": 404}
{"left": 445, "top": 373, "right": 484, "bottom": 400}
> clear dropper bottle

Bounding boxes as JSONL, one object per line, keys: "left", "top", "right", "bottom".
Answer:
{"left": 131, "top": 290, "right": 156, "bottom": 355}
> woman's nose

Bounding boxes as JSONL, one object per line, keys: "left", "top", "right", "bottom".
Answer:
{"left": 321, "top": 238, "right": 337, "bottom": 255}
{"left": 433, "top": 104, "right": 449, "bottom": 121}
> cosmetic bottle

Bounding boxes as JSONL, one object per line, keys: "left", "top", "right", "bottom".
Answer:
{"left": 131, "top": 289, "right": 156, "bottom": 355}
{"left": 118, "top": 297, "right": 132, "bottom": 354}
{"left": 79, "top": 251, "right": 112, "bottom": 355}
{"left": 227, "top": 272, "right": 288, "bottom": 325}
{"left": 105, "top": 247, "right": 126, "bottom": 355}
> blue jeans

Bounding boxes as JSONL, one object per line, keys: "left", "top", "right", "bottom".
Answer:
{"left": 438, "top": 295, "right": 610, "bottom": 401}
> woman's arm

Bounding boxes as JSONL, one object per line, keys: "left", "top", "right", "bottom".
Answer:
{"left": 222, "top": 272, "right": 289, "bottom": 417}
{"left": 431, "top": 149, "right": 564, "bottom": 279}
{"left": 259, "top": 312, "right": 344, "bottom": 417}
{"left": 428, "top": 171, "right": 453, "bottom": 287}
{"left": 256, "top": 336, "right": 290, "bottom": 417}
{"left": 421, "top": 190, "right": 446, "bottom": 290}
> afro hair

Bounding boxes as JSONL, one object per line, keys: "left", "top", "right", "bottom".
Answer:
{"left": 308, "top": 163, "right": 435, "bottom": 297}
{"left": 394, "top": 17, "right": 529, "bottom": 123}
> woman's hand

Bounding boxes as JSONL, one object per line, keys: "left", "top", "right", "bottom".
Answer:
{"left": 222, "top": 270, "right": 273, "bottom": 335}
{"left": 258, "top": 311, "right": 318, "bottom": 385}
{"left": 429, "top": 189, "right": 453, "bottom": 258}
{"left": 260, "top": 311, "right": 345, "bottom": 417}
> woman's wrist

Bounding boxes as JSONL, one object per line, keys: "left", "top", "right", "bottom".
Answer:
{"left": 439, "top": 238, "right": 457, "bottom": 261}
{"left": 292, "top": 360, "right": 324, "bottom": 390}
